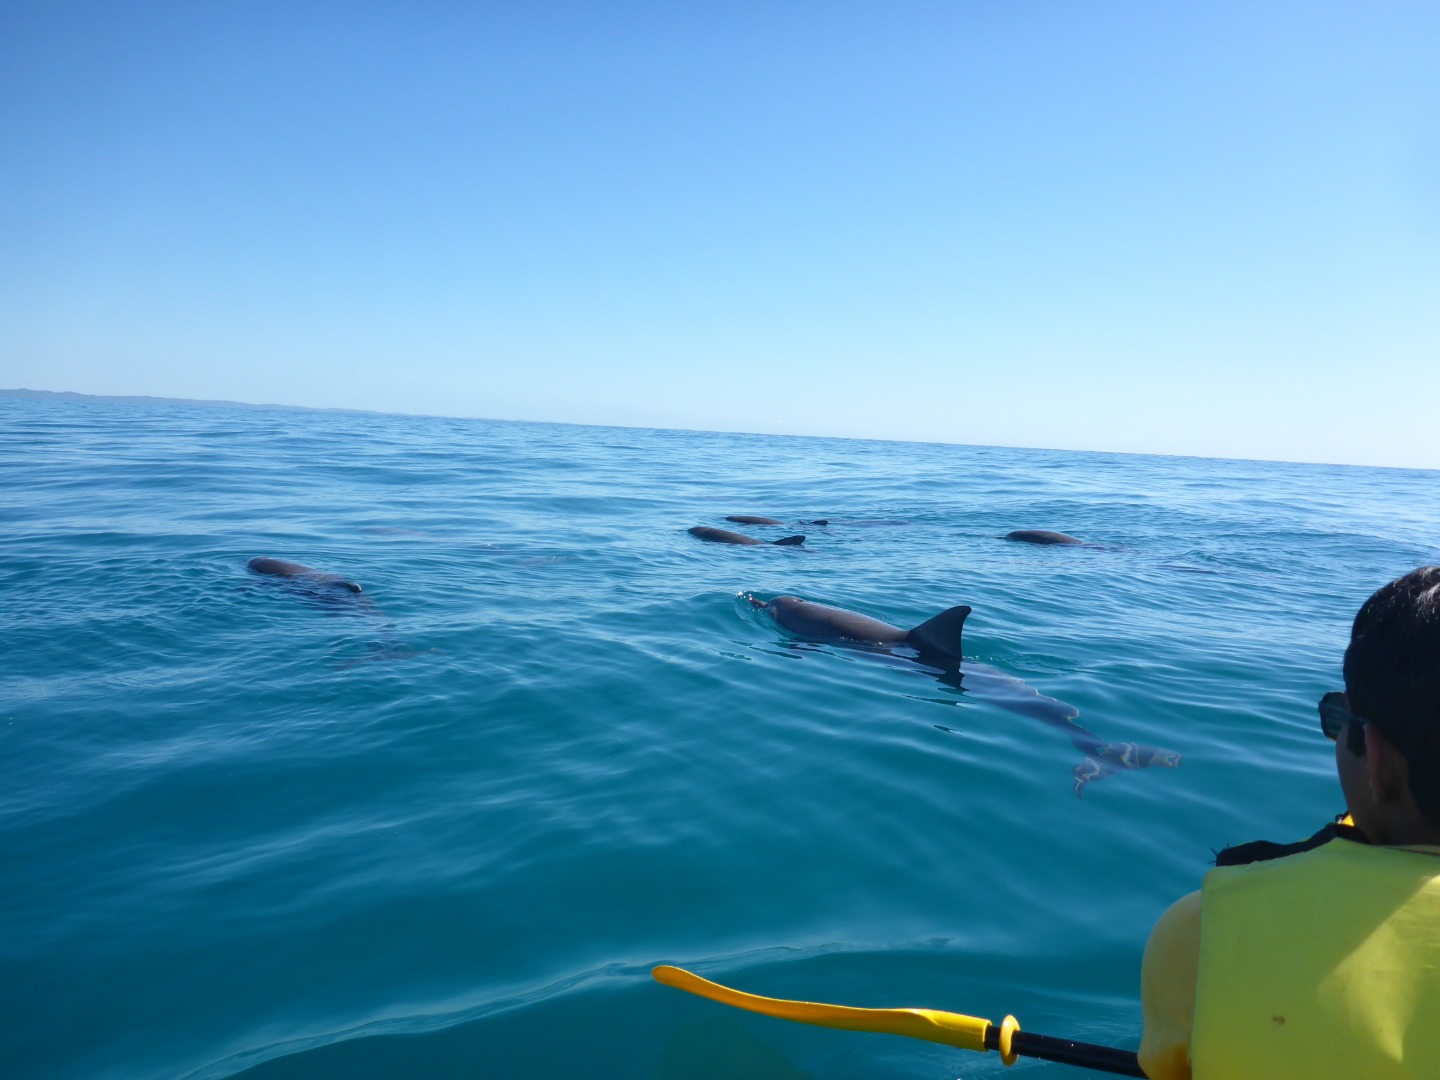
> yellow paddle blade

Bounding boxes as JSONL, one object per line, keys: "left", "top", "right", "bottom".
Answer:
{"left": 651, "top": 965, "right": 992, "bottom": 1053}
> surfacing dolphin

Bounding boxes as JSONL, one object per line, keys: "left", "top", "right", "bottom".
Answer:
{"left": 1004, "top": 530, "right": 1086, "bottom": 546}
{"left": 747, "top": 593, "right": 1180, "bottom": 796}
{"left": 748, "top": 594, "right": 970, "bottom": 667}
{"left": 689, "top": 527, "right": 805, "bottom": 547}
{"left": 248, "top": 556, "right": 363, "bottom": 593}
{"left": 247, "top": 557, "right": 426, "bottom": 662}
{"left": 726, "top": 515, "right": 830, "bottom": 526}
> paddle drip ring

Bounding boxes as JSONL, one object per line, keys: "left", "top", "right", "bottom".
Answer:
{"left": 998, "top": 1015, "right": 1020, "bottom": 1066}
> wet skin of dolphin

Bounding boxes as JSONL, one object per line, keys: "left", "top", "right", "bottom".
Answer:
{"left": 689, "top": 527, "right": 805, "bottom": 546}
{"left": 247, "top": 557, "right": 363, "bottom": 592}
{"left": 748, "top": 593, "right": 1180, "bottom": 796}
{"left": 749, "top": 594, "right": 971, "bottom": 667}
{"left": 726, "top": 515, "right": 830, "bottom": 526}
{"left": 1004, "top": 530, "right": 1085, "bottom": 545}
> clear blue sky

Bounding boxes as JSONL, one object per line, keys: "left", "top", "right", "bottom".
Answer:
{"left": 3, "top": 1, "right": 1437, "bottom": 467}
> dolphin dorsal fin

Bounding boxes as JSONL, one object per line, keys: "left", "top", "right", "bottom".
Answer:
{"left": 905, "top": 605, "right": 971, "bottom": 667}
{"left": 771, "top": 535, "right": 806, "bottom": 546}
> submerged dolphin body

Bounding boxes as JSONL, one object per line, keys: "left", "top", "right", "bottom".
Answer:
{"left": 945, "top": 663, "right": 1181, "bottom": 796}
{"left": 689, "top": 527, "right": 805, "bottom": 547}
{"left": 747, "top": 593, "right": 1180, "bottom": 796}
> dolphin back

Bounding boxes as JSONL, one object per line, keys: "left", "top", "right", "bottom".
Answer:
{"left": 691, "top": 526, "right": 806, "bottom": 546}
{"left": 689, "top": 526, "right": 758, "bottom": 544}
{"left": 248, "top": 556, "right": 363, "bottom": 593}
{"left": 904, "top": 605, "right": 971, "bottom": 667}
{"left": 1004, "top": 530, "right": 1085, "bottom": 545}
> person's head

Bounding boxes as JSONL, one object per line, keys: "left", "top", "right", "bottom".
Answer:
{"left": 1332, "top": 566, "right": 1440, "bottom": 842}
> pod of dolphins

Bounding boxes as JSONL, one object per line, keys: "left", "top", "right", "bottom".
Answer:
{"left": 247, "top": 514, "right": 1180, "bottom": 797}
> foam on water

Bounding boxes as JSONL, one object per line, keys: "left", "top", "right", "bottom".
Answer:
{"left": 2, "top": 396, "right": 1436, "bottom": 1078}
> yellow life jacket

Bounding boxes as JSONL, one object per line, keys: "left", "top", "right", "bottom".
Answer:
{"left": 1191, "top": 837, "right": 1440, "bottom": 1079}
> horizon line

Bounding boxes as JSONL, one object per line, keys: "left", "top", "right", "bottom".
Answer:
{"left": 3, "top": 386, "right": 1431, "bottom": 475}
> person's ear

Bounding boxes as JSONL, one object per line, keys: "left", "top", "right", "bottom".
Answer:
{"left": 1364, "top": 722, "right": 1409, "bottom": 804}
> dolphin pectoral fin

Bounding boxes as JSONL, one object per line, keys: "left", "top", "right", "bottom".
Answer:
{"left": 770, "top": 535, "right": 806, "bottom": 546}
{"left": 905, "top": 605, "right": 971, "bottom": 667}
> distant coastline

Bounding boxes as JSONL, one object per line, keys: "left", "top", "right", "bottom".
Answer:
{"left": 0, "top": 387, "right": 363, "bottom": 415}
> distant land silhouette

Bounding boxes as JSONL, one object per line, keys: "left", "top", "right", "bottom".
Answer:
{"left": 1, "top": 388, "right": 368, "bottom": 415}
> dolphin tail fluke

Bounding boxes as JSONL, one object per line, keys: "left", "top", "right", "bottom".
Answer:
{"left": 771, "top": 535, "right": 806, "bottom": 546}
{"left": 1073, "top": 743, "right": 1182, "bottom": 797}
{"left": 1073, "top": 755, "right": 1121, "bottom": 799}
{"left": 906, "top": 605, "right": 971, "bottom": 668}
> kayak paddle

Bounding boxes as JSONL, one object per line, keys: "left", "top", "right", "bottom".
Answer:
{"left": 652, "top": 964, "right": 1145, "bottom": 1077}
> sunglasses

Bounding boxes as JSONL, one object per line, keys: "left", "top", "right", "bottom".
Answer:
{"left": 1318, "top": 690, "right": 1364, "bottom": 741}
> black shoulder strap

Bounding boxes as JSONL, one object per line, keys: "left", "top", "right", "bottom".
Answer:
{"left": 1214, "top": 816, "right": 1369, "bottom": 868}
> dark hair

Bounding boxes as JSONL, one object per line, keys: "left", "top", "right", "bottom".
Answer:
{"left": 1343, "top": 566, "right": 1440, "bottom": 827}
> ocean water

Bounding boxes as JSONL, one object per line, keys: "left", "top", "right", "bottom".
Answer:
{"left": 3, "top": 395, "right": 1436, "bottom": 1080}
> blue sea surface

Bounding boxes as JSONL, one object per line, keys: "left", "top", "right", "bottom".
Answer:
{"left": 3, "top": 395, "right": 1437, "bottom": 1079}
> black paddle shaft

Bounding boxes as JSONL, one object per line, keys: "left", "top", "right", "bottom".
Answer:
{"left": 983, "top": 1024, "right": 1146, "bottom": 1077}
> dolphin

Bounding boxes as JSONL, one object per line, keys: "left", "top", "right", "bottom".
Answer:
{"left": 748, "top": 594, "right": 970, "bottom": 668}
{"left": 246, "top": 557, "right": 425, "bottom": 661}
{"left": 747, "top": 593, "right": 1180, "bottom": 796}
{"left": 726, "top": 515, "right": 830, "bottom": 526}
{"left": 247, "top": 556, "right": 363, "bottom": 592}
{"left": 1004, "top": 530, "right": 1086, "bottom": 545}
{"left": 689, "top": 527, "right": 805, "bottom": 546}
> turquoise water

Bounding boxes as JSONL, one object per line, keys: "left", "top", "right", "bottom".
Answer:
{"left": 3, "top": 395, "right": 1437, "bottom": 1079}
